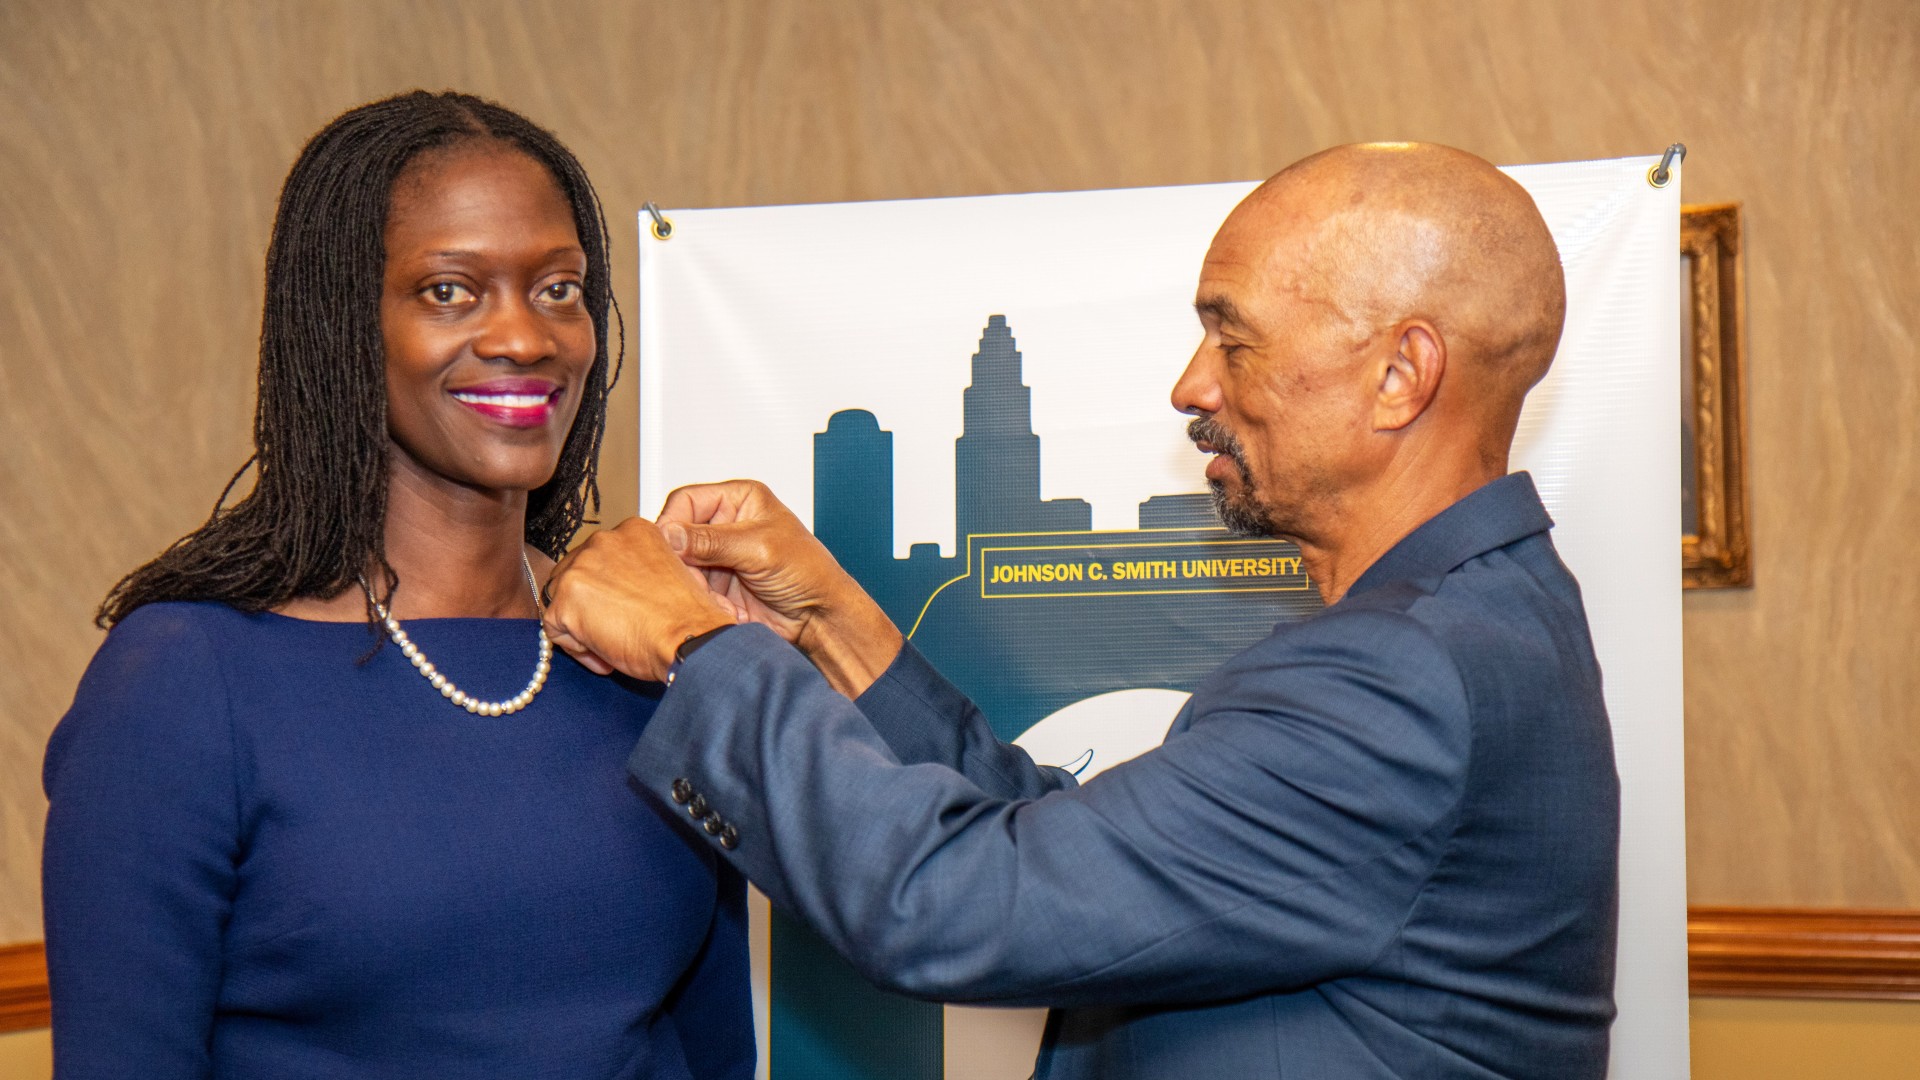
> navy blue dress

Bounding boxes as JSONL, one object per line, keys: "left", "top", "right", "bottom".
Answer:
{"left": 42, "top": 602, "right": 754, "bottom": 1080}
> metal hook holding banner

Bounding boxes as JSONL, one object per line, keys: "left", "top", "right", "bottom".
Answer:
{"left": 644, "top": 201, "right": 674, "bottom": 240}
{"left": 1647, "top": 144, "right": 1686, "bottom": 188}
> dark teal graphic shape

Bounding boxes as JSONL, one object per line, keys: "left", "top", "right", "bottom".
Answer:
{"left": 773, "top": 315, "right": 1323, "bottom": 1079}
{"left": 770, "top": 908, "right": 940, "bottom": 1080}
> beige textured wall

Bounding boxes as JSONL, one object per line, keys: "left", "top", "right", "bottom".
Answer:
{"left": 0, "top": 1028, "right": 52, "bottom": 1079}
{"left": 2, "top": 0, "right": 1916, "bottom": 951}
{"left": 1689, "top": 998, "right": 1920, "bottom": 1079}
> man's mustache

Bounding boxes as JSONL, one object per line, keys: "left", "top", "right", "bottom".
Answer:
{"left": 1186, "top": 415, "right": 1245, "bottom": 469}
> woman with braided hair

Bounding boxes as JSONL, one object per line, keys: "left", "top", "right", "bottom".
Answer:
{"left": 42, "top": 91, "right": 753, "bottom": 1079}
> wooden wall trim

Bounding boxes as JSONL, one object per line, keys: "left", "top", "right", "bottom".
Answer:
{"left": 1, "top": 907, "right": 1914, "bottom": 1032}
{"left": 1688, "top": 906, "right": 1920, "bottom": 999}
{"left": 0, "top": 942, "right": 49, "bottom": 1032}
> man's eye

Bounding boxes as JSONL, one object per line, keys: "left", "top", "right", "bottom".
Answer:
{"left": 542, "top": 281, "right": 583, "bottom": 304}
{"left": 424, "top": 282, "right": 474, "bottom": 305}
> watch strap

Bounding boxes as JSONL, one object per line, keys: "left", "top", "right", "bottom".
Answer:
{"left": 666, "top": 623, "right": 736, "bottom": 686}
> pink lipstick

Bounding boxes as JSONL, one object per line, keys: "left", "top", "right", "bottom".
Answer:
{"left": 449, "top": 378, "right": 562, "bottom": 428}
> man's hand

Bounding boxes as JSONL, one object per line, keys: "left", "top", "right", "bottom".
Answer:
{"left": 657, "top": 480, "right": 904, "bottom": 698}
{"left": 542, "top": 517, "right": 739, "bottom": 683}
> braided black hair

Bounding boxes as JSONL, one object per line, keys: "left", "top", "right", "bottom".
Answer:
{"left": 98, "top": 90, "right": 623, "bottom": 627}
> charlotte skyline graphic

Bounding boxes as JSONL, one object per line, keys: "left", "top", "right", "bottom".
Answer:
{"left": 770, "top": 315, "right": 1326, "bottom": 1080}
{"left": 814, "top": 313, "right": 1324, "bottom": 743}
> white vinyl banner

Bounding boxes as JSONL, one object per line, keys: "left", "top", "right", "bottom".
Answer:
{"left": 638, "top": 157, "right": 1688, "bottom": 1080}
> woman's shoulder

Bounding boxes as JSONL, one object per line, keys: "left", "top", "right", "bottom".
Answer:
{"left": 76, "top": 601, "right": 261, "bottom": 697}
{"left": 95, "top": 600, "right": 361, "bottom": 687}
{"left": 89, "top": 600, "right": 241, "bottom": 670}
{"left": 106, "top": 598, "right": 255, "bottom": 643}
{"left": 51, "top": 604, "right": 250, "bottom": 783}
{"left": 109, "top": 598, "right": 362, "bottom": 646}
{"left": 76, "top": 601, "right": 335, "bottom": 714}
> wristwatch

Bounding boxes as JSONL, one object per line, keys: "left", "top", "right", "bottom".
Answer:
{"left": 664, "top": 623, "right": 736, "bottom": 687}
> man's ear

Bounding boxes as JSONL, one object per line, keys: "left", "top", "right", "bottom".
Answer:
{"left": 1374, "top": 320, "right": 1445, "bottom": 432}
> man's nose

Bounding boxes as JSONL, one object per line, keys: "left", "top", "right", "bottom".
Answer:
{"left": 1170, "top": 342, "right": 1222, "bottom": 416}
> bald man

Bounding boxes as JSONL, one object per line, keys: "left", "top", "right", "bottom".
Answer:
{"left": 547, "top": 143, "right": 1620, "bottom": 1079}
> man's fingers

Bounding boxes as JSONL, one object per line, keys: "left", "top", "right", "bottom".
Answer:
{"left": 556, "top": 639, "right": 614, "bottom": 676}
{"left": 664, "top": 519, "right": 773, "bottom": 574}
{"left": 659, "top": 480, "right": 766, "bottom": 529}
{"left": 554, "top": 635, "right": 614, "bottom": 676}
{"left": 540, "top": 606, "right": 610, "bottom": 675}
{"left": 538, "top": 513, "right": 748, "bottom": 682}
{"left": 673, "top": 554, "right": 745, "bottom": 620}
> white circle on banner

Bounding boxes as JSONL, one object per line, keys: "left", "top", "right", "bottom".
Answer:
{"left": 1012, "top": 687, "right": 1189, "bottom": 780}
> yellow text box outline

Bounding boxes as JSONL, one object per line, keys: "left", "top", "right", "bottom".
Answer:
{"left": 975, "top": 535, "right": 1311, "bottom": 600}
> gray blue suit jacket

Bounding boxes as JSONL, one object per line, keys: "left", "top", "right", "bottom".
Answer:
{"left": 630, "top": 473, "right": 1619, "bottom": 1078}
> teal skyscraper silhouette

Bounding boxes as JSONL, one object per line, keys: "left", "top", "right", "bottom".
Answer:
{"left": 954, "top": 315, "right": 1091, "bottom": 546}
{"left": 814, "top": 410, "right": 892, "bottom": 572}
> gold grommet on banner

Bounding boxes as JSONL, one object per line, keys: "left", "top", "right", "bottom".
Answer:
{"left": 1647, "top": 144, "right": 1686, "bottom": 188}
{"left": 644, "top": 201, "right": 674, "bottom": 240}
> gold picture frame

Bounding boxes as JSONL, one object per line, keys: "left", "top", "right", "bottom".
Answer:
{"left": 1681, "top": 203, "right": 1752, "bottom": 588}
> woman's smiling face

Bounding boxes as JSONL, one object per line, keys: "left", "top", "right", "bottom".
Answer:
{"left": 380, "top": 141, "right": 595, "bottom": 499}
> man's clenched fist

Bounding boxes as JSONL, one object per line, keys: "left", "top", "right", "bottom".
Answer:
{"left": 542, "top": 517, "right": 739, "bottom": 682}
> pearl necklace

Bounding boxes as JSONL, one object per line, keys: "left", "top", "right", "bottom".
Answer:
{"left": 361, "top": 553, "right": 553, "bottom": 717}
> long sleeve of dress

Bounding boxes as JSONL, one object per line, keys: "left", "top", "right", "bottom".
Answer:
{"left": 42, "top": 606, "right": 239, "bottom": 1080}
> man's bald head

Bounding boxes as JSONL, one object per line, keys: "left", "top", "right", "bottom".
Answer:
{"left": 1235, "top": 142, "right": 1565, "bottom": 411}
{"left": 1174, "top": 143, "right": 1567, "bottom": 575}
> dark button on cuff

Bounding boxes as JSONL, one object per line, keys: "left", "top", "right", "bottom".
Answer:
{"left": 669, "top": 778, "right": 693, "bottom": 804}
{"left": 703, "top": 816, "right": 724, "bottom": 835}
{"left": 687, "top": 794, "right": 710, "bottom": 819}
{"left": 718, "top": 824, "right": 739, "bottom": 850}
